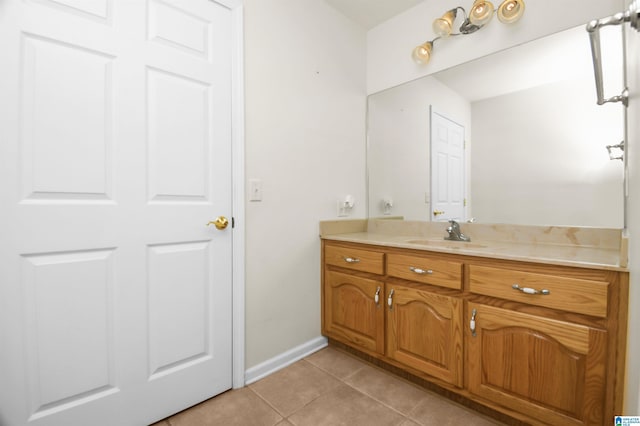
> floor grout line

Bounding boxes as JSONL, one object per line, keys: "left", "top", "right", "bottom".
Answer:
{"left": 155, "top": 347, "right": 508, "bottom": 426}
{"left": 306, "top": 350, "right": 428, "bottom": 420}
{"left": 303, "top": 352, "right": 423, "bottom": 425}
{"left": 247, "top": 361, "right": 348, "bottom": 424}
{"left": 246, "top": 385, "right": 288, "bottom": 421}
{"left": 305, "top": 363, "right": 364, "bottom": 381}
{"left": 254, "top": 355, "right": 415, "bottom": 425}
{"left": 311, "top": 348, "right": 508, "bottom": 426}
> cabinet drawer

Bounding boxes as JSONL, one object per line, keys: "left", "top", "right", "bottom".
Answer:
{"left": 387, "top": 253, "right": 462, "bottom": 290}
{"left": 469, "top": 265, "right": 609, "bottom": 318}
{"left": 325, "top": 244, "right": 384, "bottom": 275}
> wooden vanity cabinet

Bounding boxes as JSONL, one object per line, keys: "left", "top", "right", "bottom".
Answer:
{"left": 385, "top": 251, "right": 464, "bottom": 387}
{"left": 386, "top": 283, "right": 463, "bottom": 387}
{"left": 322, "top": 241, "right": 465, "bottom": 387}
{"left": 323, "top": 243, "right": 385, "bottom": 354}
{"left": 324, "top": 270, "right": 385, "bottom": 354}
{"left": 467, "top": 263, "right": 618, "bottom": 426}
{"left": 467, "top": 302, "right": 607, "bottom": 426}
{"left": 321, "top": 239, "right": 627, "bottom": 426}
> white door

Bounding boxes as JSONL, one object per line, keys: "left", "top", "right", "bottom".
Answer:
{"left": 430, "top": 109, "right": 466, "bottom": 222}
{"left": 0, "top": 1, "right": 234, "bottom": 425}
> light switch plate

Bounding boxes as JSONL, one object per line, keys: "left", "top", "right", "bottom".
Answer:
{"left": 249, "top": 179, "right": 262, "bottom": 201}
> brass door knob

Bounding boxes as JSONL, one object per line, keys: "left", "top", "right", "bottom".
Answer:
{"left": 207, "top": 216, "right": 229, "bottom": 230}
{"left": 433, "top": 210, "right": 445, "bottom": 216}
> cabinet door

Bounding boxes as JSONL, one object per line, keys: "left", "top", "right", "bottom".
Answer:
{"left": 324, "top": 270, "right": 385, "bottom": 354}
{"left": 386, "top": 285, "right": 463, "bottom": 387}
{"left": 467, "top": 303, "right": 607, "bottom": 426}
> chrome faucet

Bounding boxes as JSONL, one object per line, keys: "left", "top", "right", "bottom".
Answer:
{"left": 445, "top": 220, "right": 471, "bottom": 242}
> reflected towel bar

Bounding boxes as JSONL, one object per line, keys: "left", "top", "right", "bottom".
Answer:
{"left": 586, "top": 1, "right": 639, "bottom": 106}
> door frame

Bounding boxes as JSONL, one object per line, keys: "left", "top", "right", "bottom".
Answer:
{"left": 227, "top": 0, "right": 246, "bottom": 389}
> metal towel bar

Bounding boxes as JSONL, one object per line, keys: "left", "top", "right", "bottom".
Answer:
{"left": 586, "top": 1, "right": 639, "bottom": 106}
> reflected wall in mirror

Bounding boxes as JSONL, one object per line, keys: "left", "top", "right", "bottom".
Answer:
{"left": 367, "top": 25, "right": 625, "bottom": 228}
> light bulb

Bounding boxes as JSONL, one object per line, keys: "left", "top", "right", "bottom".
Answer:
{"left": 497, "top": 0, "right": 525, "bottom": 23}
{"left": 411, "top": 42, "right": 433, "bottom": 65}
{"left": 469, "top": 0, "right": 494, "bottom": 26}
{"left": 432, "top": 10, "right": 456, "bottom": 37}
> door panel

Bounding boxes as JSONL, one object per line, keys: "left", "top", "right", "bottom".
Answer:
{"left": 35, "top": 0, "right": 112, "bottom": 20}
{"left": 23, "top": 250, "right": 117, "bottom": 420}
{"left": 0, "top": 1, "right": 235, "bottom": 425}
{"left": 21, "top": 34, "right": 114, "bottom": 201}
{"left": 147, "top": 68, "right": 211, "bottom": 202}
{"left": 148, "top": 242, "right": 212, "bottom": 378}
{"left": 149, "top": 0, "right": 211, "bottom": 58}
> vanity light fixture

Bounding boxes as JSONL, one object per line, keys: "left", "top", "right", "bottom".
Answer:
{"left": 412, "top": 0, "right": 525, "bottom": 65}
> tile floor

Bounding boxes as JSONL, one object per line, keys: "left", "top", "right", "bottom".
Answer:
{"left": 152, "top": 346, "right": 508, "bottom": 426}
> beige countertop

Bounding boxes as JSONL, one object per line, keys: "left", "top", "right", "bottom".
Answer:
{"left": 320, "top": 219, "right": 628, "bottom": 272}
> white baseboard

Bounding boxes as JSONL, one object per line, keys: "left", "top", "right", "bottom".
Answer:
{"left": 244, "top": 336, "right": 328, "bottom": 385}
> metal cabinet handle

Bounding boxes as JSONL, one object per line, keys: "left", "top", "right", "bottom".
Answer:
{"left": 409, "top": 266, "right": 433, "bottom": 275}
{"left": 470, "top": 308, "right": 477, "bottom": 337}
{"left": 387, "top": 289, "right": 395, "bottom": 310}
{"left": 342, "top": 256, "right": 360, "bottom": 264}
{"left": 374, "top": 286, "right": 381, "bottom": 306}
{"left": 512, "top": 284, "right": 550, "bottom": 295}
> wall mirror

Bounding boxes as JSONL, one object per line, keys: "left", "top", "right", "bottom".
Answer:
{"left": 367, "top": 24, "right": 625, "bottom": 228}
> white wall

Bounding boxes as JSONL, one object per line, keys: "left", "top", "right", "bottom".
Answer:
{"left": 471, "top": 78, "right": 624, "bottom": 227}
{"left": 367, "top": 76, "right": 471, "bottom": 220}
{"left": 243, "top": 0, "right": 366, "bottom": 369}
{"left": 367, "top": 0, "right": 624, "bottom": 94}
{"left": 624, "top": 0, "right": 640, "bottom": 414}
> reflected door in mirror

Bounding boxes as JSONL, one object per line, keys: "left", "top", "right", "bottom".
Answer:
{"left": 431, "top": 109, "right": 466, "bottom": 222}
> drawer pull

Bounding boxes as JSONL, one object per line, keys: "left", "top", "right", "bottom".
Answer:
{"left": 512, "top": 284, "right": 550, "bottom": 296}
{"left": 470, "top": 308, "right": 477, "bottom": 337}
{"left": 342, "top": 256, "right": 360, "bottom": 264}
{"left": 409, "top": 266, "right": 433, "bottom": 275}
{"left": 387, "top": 289, "right": 395, "bottom": 310}
{"left": 374, "top": 286, "right": 381, "bottom": 306}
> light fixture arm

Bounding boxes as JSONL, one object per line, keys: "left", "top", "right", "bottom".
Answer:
{"left": 441, "top": 7, "right": 483, "bottom": 36}
{"left": 459, "top": 19, "right": 482, "bottom": 34}
{"left": 424, "top": 7, "right": 478, "bottom": 51}
{"left": 453, "top": 7, "right": 483, "bottom": 34}
{"left": 413, "top": 0, "right": 526, "bottom": 65}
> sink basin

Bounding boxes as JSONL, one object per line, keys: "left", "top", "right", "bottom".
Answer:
{"left": 405, "top": 239, "right": 488, "bottom": 249}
